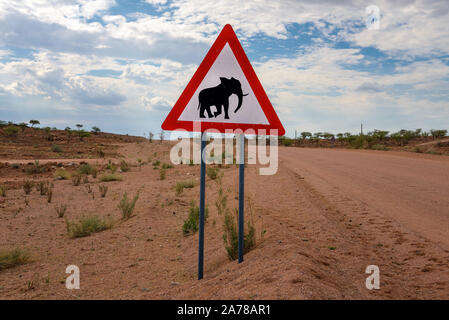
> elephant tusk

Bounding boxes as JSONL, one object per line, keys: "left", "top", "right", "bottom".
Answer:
{"left": 242, "top": 93, "right": 249, "bottom": 96}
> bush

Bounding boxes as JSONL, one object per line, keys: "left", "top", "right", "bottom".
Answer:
{"left": 118, "top": 192, "right": 139, "bottom": 220}
{"left": 99, "top": 185, "right": 108, "bottom": 198}
{"left": 281, "top": 137, "right": 293, "bottom": 146}
{"left": 26, "top": 160, "right": 44, "bottom": 174}
{"left": 371, "top": 144, "right": 388, "bottom": 151}
{"left": 99, "top": 173, "right": 122, "bottom": 182}
{"left": 23, "top": 180, "right": 33, "bottom": 194}
{"left": 0, "top": 185, "right": 6, "bottom": 197}
{"left": 78, "top": 164, "right": 94, "bottom": 175}
{"left": 161, "top": 162, "right": 174, "bottom": 169}
{"left": 175, "top": 180, "right": 195, "bottom": 195}
{"left": 206, "top": 167, "right": 220, "bottom": 180}
{"left": 3, "top": 126, "right": 20, "bottom": 136}
{"left": 119, "top": 160, "right": 130, "bottom": 172}
{"left": 152, "top": 160, "right": 160, "bottom": 167}
{"left": 51, "top": 144, "right": 62, "bottom": 153}
{"left": 53, "top": 168, "right": 71, "bottom": 180}
{"left": 0, "top": 248, "right": 31, "bottom": 270}
{"left": 106, "top": 161, "right": 117, "bottom": 173}
{"left": 222, "top": 209, "right": 256, "bottom": 261}
{"left": 72, "top": 173, "right": 82, "bottom": 186}
{"left": 54, "top": 204, "right": 67, "bottom": 218}
{"left": 182, "top": 201, "right": 208, "bottom": 236}
{"left": 159, "top": 168, "right": 166, "bottom": 180}
{"left": 77, "top": 130, "right": 91, "bottom": 141}
{"left": 47, "top": 188, "right": 53, "bottom": 203}
{"left": 66, "top": 215, "right": 113, "bottom": 238}
{"left": 215, "top": 186, "right": 228, "bottom": 216}
{"left": 37, "top": 181, "right": 49, "bottom": 195}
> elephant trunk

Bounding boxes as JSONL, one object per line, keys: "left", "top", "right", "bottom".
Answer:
{"left": 234, "top": 88, "right": 248, "bottom": 113}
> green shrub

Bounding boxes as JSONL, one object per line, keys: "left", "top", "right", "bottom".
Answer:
{"left": 152, "top": 160, "right": 160, "bottom": 167}
{"left": 72, "top": 173, "right": 82, "bottom": 186}
{"left": 47, "top": 188, "right": 53, "bottom": 203}
{"left": 99, "top": 185, "right": 108, "bottom": 198}
{"left": 37, "top": 181, "right": 49, "bottom": 195}
{"left": 281, "top": 137, "right": 293, "bottom": 146}
{"left": 222, "top": 209, "right": 256, "bottom": 261}
{"left": 215, "top": 186, "right": 228, "bottom": 216}
{"left": 51, "top": 144, "right": 62, "bottom": 153}
{"left": 206, "top": 167, "right": 220, "bottom": 180}
{"left": 182, "top": 201, "right": 208, "bottom": 236}
{"left": 54, "top": 204, "right": 67, "bottom": 218}
{"left": 159, "top": 168, "right": 166, "bottom": 180}
{"left": 77, "top": 130, "right": 91, "bottom": 141}
{"left": 66, "top": 215, "right": 113, "bottom": 238}
{"left": 118, "top": 192, "right": 139, "bottom": 220}
{"left": 53, "top": 168, "right": 71, "bottom": 180}
{"left": 175, "top": 180, "right": 195, "bottom": 195}
{"left": 78, "top": 164, "right": 94, "bottom": 175}
{"left": 0, "top": 185, "right": 6, "bottom": 197}
{"left": 23, "top": 180, "right": 33, "bottom": 194}
{"left": 26, "top": 160, "right": 44, "bottom": 174}
{"left": 0, "top": 248, "right": 30, "bottom": 270}
{"left": 371, "top": 144, "right": 388, "bottom": 151}
{"left": 99, "top": 173, "right": 122, "bottom": 182}
{"left": 162, "top": 162, "right": 174, "bottom": 169}
{"left": 3, "top": 126, "right": 20, "bottom": 136}
{"left": 106, "top": 161, "right": 117, "bottom": 173}
{"left": 120, "top": 160, "right": 130, "bottom": 172}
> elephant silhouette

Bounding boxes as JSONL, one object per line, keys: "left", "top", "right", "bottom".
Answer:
{"left": 198, "top": 77, "right": 248, "bottom": 119}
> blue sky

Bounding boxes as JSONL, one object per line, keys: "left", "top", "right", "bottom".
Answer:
{"left": 0, "top": 0, "right": 448, "bottom": 137}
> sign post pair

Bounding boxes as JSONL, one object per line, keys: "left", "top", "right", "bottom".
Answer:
{"left": 162, "top": 24, "right": 285, "bottom": 280}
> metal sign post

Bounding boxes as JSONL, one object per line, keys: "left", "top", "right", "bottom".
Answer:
{"left": 198, "top": 132, "right": 206, "bottom": 280}
{"left": 161, "top": 24, "right": 285, "bottom": 280}
{"left": 238, "top": 133, "right": 245, "bottom": 263}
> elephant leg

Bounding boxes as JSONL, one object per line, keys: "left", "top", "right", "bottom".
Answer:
{"left": 223, "top": 100, "right": 230, "bottom": 119}
{"left": 214, "top": 104, "right": 222, "bottom": 117}
{"left": 199, "top": 103, "right": 206, "bottom": 118}
{"left": 200, "top": 103, "right": 214, "bottom": 118}
{"left": 205, "top": 104, "right": 214, "bottom": 118}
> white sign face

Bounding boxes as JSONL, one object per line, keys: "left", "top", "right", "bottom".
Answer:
{"left": 178, "top": 43, "right": 269, "bottom": 125}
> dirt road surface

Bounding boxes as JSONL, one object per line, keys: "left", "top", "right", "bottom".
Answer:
{"left": 280, "top": 148, "right": 449, "bottom": 247}
{"left": 165, "top": 147, "right": 449, "bottom": 299}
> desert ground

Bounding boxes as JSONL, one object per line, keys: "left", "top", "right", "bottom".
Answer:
{"left": 0, "top": 133, "right": 448, "bottom": 299}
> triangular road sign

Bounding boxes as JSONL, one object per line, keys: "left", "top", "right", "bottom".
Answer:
{"left": 161, "top": 24, "right": 285, "bottom": 136}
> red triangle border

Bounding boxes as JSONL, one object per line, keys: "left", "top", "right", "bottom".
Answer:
{"left": 161, "top": 24, "right": 285, "bottom": 136}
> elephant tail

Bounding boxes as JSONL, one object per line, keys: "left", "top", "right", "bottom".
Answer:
{"left": 197, "top": 101, "right": 201, "bottom": 110}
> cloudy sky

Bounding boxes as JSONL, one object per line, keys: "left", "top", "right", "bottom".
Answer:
{"left": 0, "top": 0, "right": 448, "bottom": 137}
